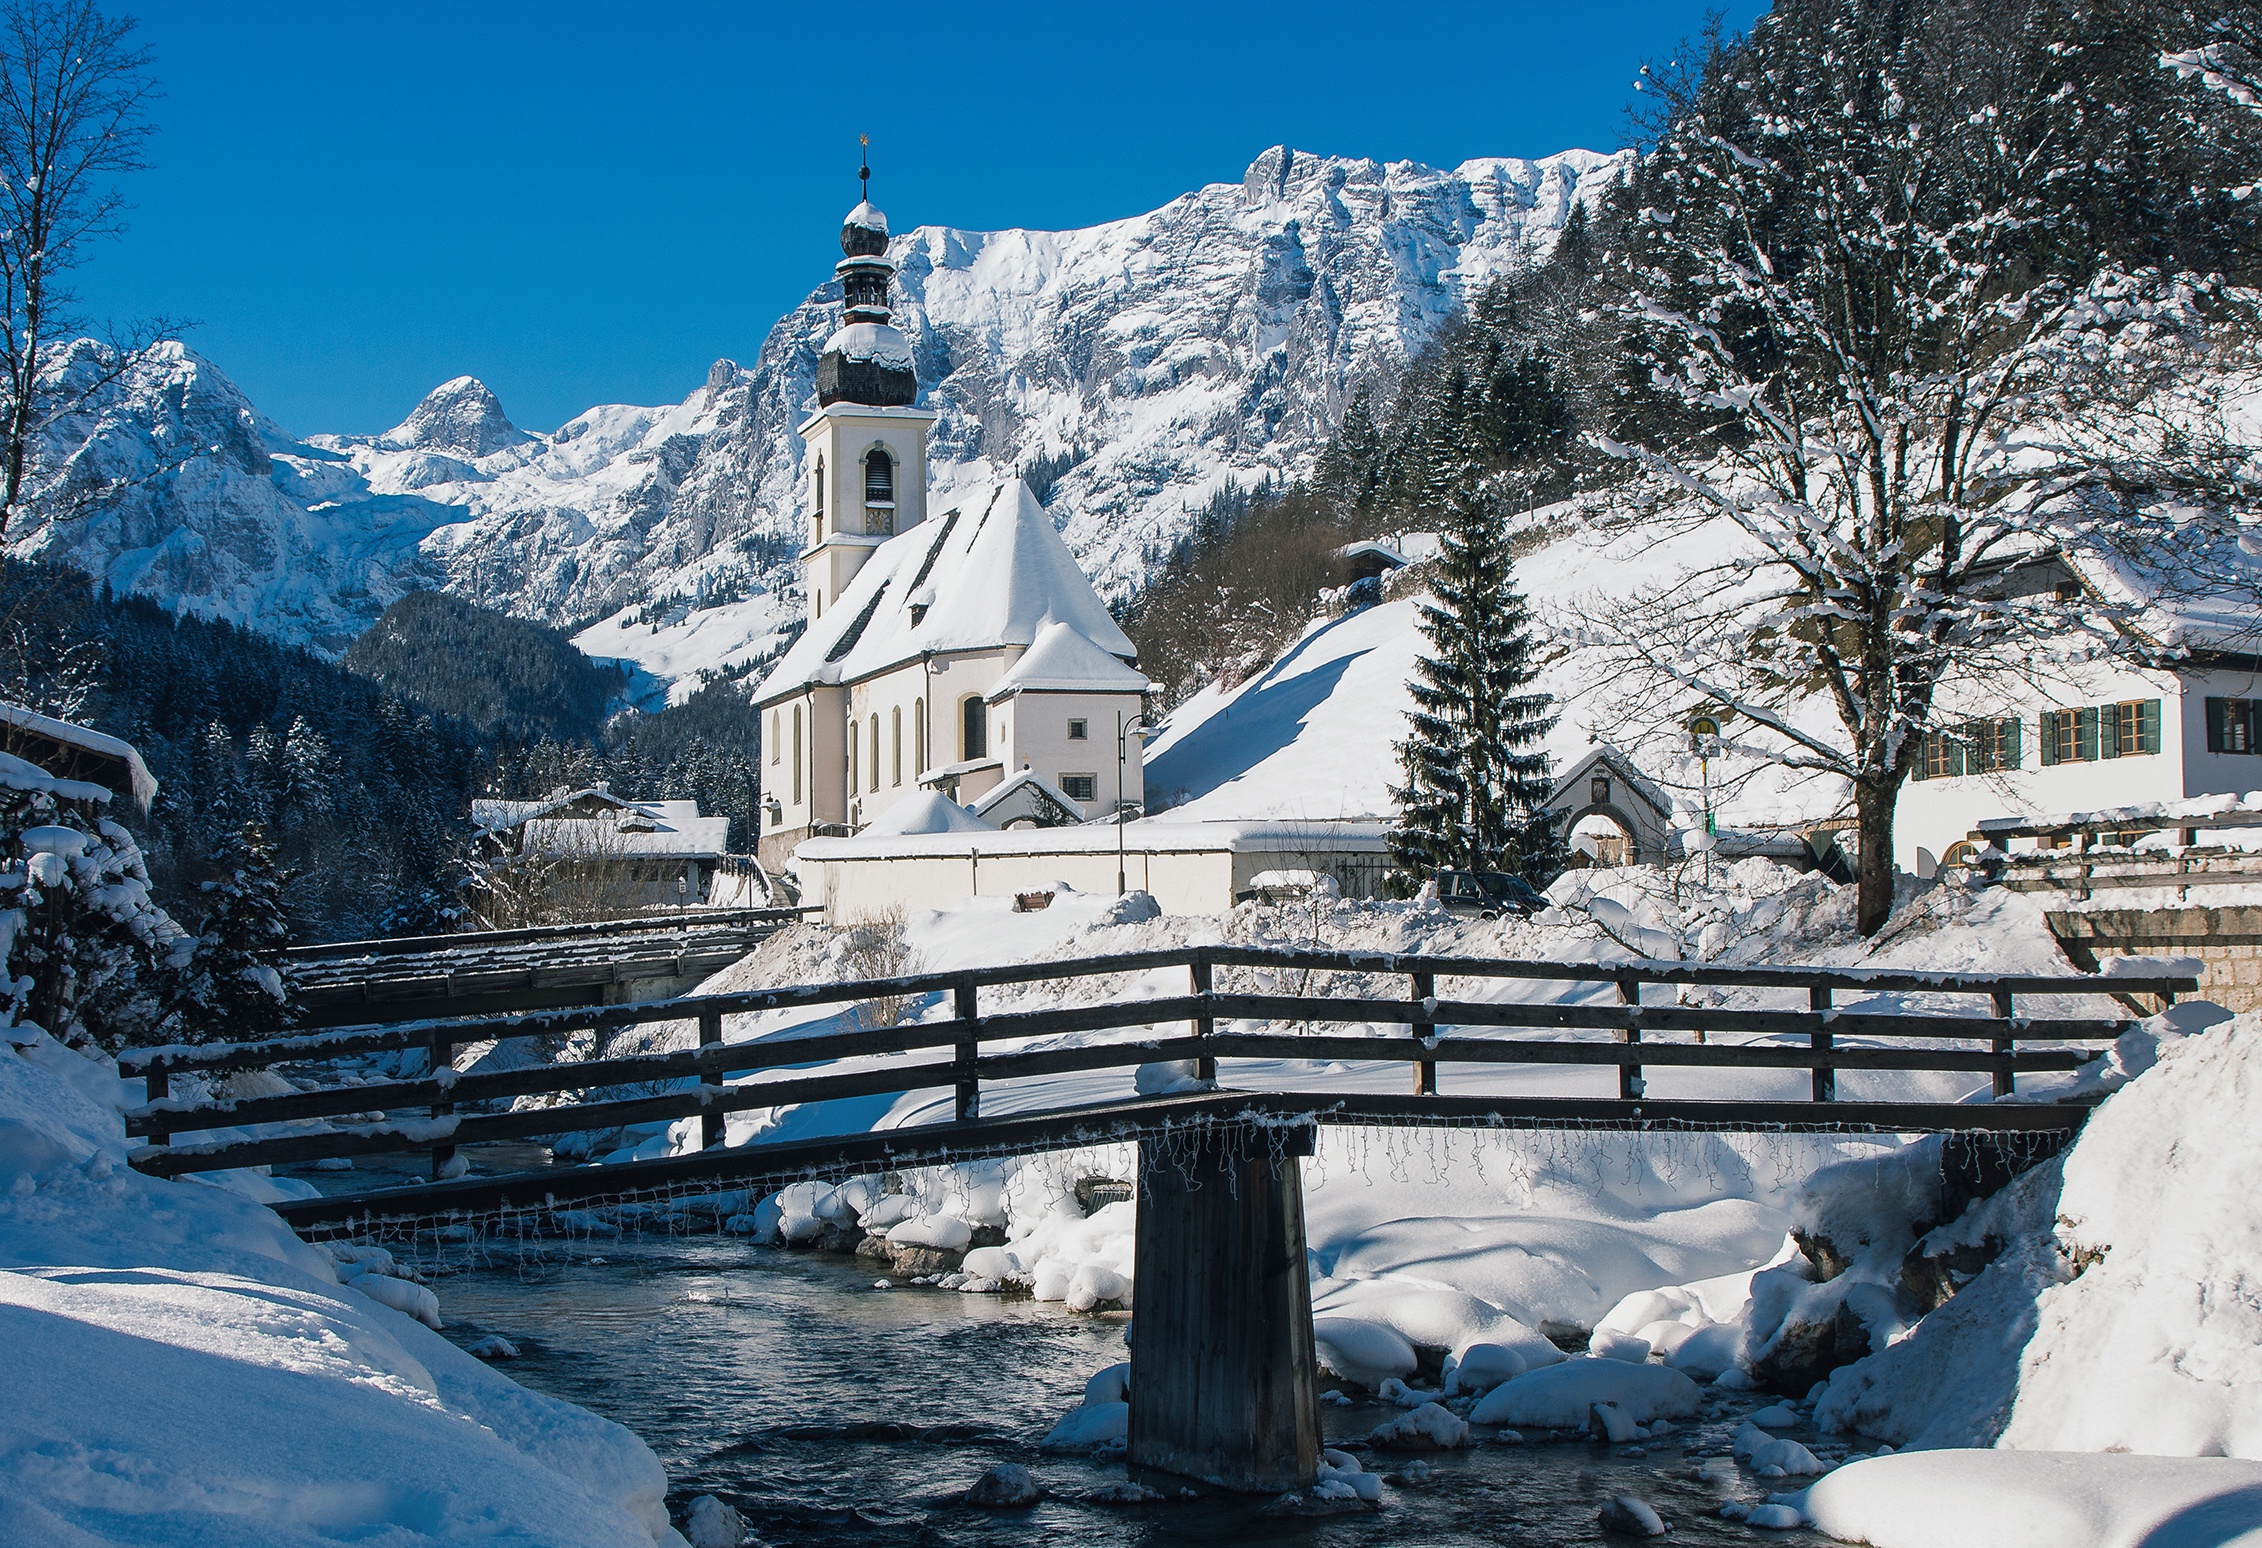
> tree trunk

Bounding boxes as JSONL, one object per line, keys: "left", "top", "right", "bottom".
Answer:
{"left": 1854, "top": 779, "right": 1897, "bottom": 936}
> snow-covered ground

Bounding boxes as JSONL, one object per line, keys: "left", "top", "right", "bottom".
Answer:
{"left": 0, "top": 1027, "right": 685, "bottom": 1547}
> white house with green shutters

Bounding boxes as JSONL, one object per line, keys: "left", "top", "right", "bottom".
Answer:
{"left": 1893, "top": 591, "right": 2262, "bottom": 874}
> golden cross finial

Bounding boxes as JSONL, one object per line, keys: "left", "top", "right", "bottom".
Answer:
{"left": 858, "top": 134, "right": 871, "bottom": 196}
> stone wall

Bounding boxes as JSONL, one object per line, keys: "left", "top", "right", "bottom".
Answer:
{"left": 2046, "top": 906, "right": 2262, "bottom": 1013}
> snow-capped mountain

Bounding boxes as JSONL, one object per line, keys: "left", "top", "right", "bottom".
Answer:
{"left": 6, "top": 145, "right": 1627, "bottom": 675}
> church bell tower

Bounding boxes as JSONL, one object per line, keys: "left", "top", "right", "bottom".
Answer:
{"left": 800, "top": 149, "right": 935, "bottom": 623}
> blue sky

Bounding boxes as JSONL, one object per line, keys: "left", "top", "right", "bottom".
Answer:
{"left": 80, "top": 2, "right": 1760, "bottom": 437}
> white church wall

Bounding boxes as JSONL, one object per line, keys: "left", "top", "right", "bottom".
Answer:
{"left": 998, "top": 689, "right": 1148, "bottom": 817}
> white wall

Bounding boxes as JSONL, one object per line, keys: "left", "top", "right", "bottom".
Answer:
{"left": 2180, "top": 661, "right": 2262, "bottom": 801}
{"left": 1891, "top": 662, "right": 2186, "bottom": 869}
{"left": 800, "top": 838, "right": 1377, "bottom": 919}
{"left": 999, "top": 689, "right": 1148, "bottom": 817}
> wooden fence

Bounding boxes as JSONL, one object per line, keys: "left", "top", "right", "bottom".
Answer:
{"left": 117, "top": 946, "right": 2197, "bottom": 1197}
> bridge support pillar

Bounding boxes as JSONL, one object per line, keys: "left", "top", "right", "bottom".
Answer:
{"left": 1127, "top": 1120, "right": 1319, "bottom": 1493}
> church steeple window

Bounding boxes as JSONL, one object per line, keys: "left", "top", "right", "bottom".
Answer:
{"left": 865, "top": 449, "right": 895, "bottom": 535}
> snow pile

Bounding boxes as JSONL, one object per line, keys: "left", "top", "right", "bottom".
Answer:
{"left": 1466, "top": 1358, "right": 1704, "bottom": 1429}
{"left": 1800, "top": 1450, "right": 2262, "bottom": 1548}
{"left": 0, "top": 1028, "right": 683, "bottom": 1547}
{"left": 1998, "top": 1009, "right": 2262, "bottom": 1457}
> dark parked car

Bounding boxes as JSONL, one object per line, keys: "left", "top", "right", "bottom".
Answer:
{"left": 1435, "top": 870, "right": 1547, "bottom": 918}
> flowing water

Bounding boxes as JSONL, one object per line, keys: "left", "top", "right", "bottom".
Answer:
{"left": 424, "top": 1236, "right": 1835, "bottom": 1546}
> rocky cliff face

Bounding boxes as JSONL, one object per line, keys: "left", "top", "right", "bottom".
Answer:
{"left": 3, "top": 146, "right": 1627, "bottom": 672}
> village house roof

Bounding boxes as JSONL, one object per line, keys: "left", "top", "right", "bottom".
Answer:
{"left": 753, "top": 478, "right": 1138, "bottom": 704}
{"left": 474, "top": 788, "right": 728, "bottom": 860}
{"left": 0, "top": 701, "right": 156, "bottom": 812}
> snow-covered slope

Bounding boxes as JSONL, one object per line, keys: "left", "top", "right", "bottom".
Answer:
{"left": 5, "top": 147, "right": 1625, "bottom": 672}
{"left": 1144, "top": 515, "right": 1854, "bottom": 833}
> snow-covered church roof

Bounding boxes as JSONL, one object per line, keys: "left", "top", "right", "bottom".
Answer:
{"left": 755, "top": 478, "right": 1139, "bottom": 701}
{"left": 988, "top": 620, "right": 1150, "bottom": 700}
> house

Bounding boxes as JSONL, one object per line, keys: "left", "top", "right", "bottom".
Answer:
{"left": 1, "top": 701, "right": 156, "bottom": 815}
{"left": 753, "top": 185, "right": 1150, "bottom": 871}
{"left": 1547, "top": 745, "right": 1678, "bottom": 866}
{"left": 1892, "top": 554, "right": 2262, "bottom": 873}
{"left": 471, "top": 787, "right": 730, "bottom": 912}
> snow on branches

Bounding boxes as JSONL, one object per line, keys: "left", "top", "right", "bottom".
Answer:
{"left": 1581, "top": 0, "right": 2262, "bottom": 932}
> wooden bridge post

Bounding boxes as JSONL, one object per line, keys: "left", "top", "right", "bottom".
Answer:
{"left": 1190, "top": 954, "right": 1216, "bottom": 1083}
{"left": 1128, "top": 1120, "right": 1320, "bottom": 1493}
{"left": 1616, "top": 974, "right": 1644, "bottom": 1100}
{"left": 1810, "top": 985, "right": 1835, "bottom": 1102}
{"left": 953, "top": 976, "right": 981, "bottom": 1121}
{"left": 429, "top": 1031, "right": 457, "bottom": 1181}
{"left": 144, "top": 1067, "right": 170, "bottom": 1146}
{"left": 698, "top": 1008, "right": 724, "bottom": 1149}
{"left": 1410, "top": 969, "right": 1437, "bottom": 1095}
{"left": 1991, "top": 988, "right": 2016, "bottom": 1098}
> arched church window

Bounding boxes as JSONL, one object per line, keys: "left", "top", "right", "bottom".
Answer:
{"left": 848, "top": 719, "right": 859, "bottom": 796}
{"left": 914, "top": 698, "right": 926, "bottom": 772}
{"left": 891, "top": 706, "right": 902, "bottom": 786}
{"left": 864, "top": 449, "right": 895, "bottom": 536}
{"left": 962, "top": 696, "right": 987, "bottom": 761}
{"left": 869, "top": 713, "right": 881, "bottom": 790}
{"left": 791, "top": 706, "right": 803, "bottom": 804}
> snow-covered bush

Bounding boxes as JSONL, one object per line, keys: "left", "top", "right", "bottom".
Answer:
{"left": 168, "top": 821, "right": 295, "bottom": 1043}
{"left": 1, "top": 751, "right": 184, "bottom": 1052}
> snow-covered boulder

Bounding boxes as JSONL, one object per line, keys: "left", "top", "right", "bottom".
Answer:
{"left": 1467, "top": 1358, "right": 1704, "bottom": 1429}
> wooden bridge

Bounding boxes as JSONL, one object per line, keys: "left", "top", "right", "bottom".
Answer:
{"left": 118, "top": 945, "right": 2195, "bottom": 1495}
{"left": 282, "top": 908, "right": 816, "bottom": 1027}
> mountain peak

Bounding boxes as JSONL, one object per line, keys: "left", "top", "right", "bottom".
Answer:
{"left": 382, "top": 376, "right": 530, "bottom": 458}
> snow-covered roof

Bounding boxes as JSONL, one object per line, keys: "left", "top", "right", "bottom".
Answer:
{"left": 798, "top": 816, "right": 1387, "bottom": 862}
{"left": 1336, "top": 540, "right": 1409, "bottom": 567}
{"left": 754, "top": 479, "right": 1139, "bottom": 702}
{"left": 987, "top": 621, "right": 1150, "bottom": 699}
{"left": 2064, "top": 536, "right": 2262, "bottom": 656}
{"left": 845, "top": 200, "right": 888, "bottom": 236}
{"left": 0, "top": 702, "right": 156, "bottom": 811}
{"left": 862, "top": 790, "right": 996, "bottom": 836}
{"left": 970, "top": 769, "right": 1085, "bottom": 827}
{"left": 520, "top": 810, "right": 729, "bottom": 860}
{"left": 473, "top": 787, "right": 643, "bottom": 834}
{"left": 823, "top": 321, "right": 913, "bottom": 368}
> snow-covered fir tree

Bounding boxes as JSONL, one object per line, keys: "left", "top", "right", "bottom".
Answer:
{"left": 1, "top": 757, "right": 183, "bottom": 1052}
{"left": 1387, "top": 472, "right": 1560, "bottom": 891}
{"left": 171, "top": 821, "right": 294, "bottom": 1043}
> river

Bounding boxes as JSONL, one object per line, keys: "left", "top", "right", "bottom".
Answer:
{"left": 424, "top": 1235, "right": 1832, "bottom": 1546}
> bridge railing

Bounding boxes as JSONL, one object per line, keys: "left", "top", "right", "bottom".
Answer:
{"left": 285, "top": 906, "right": 822, "bottom": 963}
{"left": 115, "top": 945, "right": 2198, "bottom": 1184}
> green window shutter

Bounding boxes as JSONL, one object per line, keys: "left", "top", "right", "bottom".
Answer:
{"left": 2099, "top": 703, "right": 2120, "bottom": 760}
{"left": 1911, "top": 734, "right": 1929, "bottom": 781}
{"left": 2209, "top": 697, "right": 2229, "bottom": 754}
{"left": 2040, "top": 712, "right": 2060, "bottom": 767}
{"left": 2141, "top": 698, "right": 2161, "bottom": 755}
{"left": 2078, "top": 706, "right": 2100, "bottom": 762}
{"left": 1950, "top": 729, "right": 1968, "bottom": 778}
{"left": 2006, "top": 716, "right": 2023, "bottom": 769}
{"left": 2249, "top": 700, "right": 2262, "bottom": 755}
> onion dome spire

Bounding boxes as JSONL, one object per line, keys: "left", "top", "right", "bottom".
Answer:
{"left": 818, "top": 137, "right": 916, "bottom": 407}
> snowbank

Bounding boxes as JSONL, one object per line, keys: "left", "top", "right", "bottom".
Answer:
{"left": 0, "top": 1030, "right": 683, "bottom": 1547}
{"left": 1801, "top": 1450, "right": 2262, "bottom": 1548}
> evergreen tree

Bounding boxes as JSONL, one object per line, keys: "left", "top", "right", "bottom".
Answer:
{"left": 172, "top": 822, "right": 295, "bottom": 1043}
{"left": 1387, "top": 472, "right": 1560, "bottom": 892}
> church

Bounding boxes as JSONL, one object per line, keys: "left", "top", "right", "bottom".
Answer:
{"left": 753, "top": 178, "right": 1150, "bottom": 872}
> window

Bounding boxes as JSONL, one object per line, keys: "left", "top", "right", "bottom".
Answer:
{"left": 2039, "top": 700, "right": 2160, "bottom": 765}
{"left": 791, "top": 706, "right": 803, "bottom": 804}
{"left": 865, "top": 450, "right": 894, "bottom": 534}
{"left": 1061, "top": 774, "right": 1097, "bottom": 803}
{"left": 847, "top": 720, "right": 859, "bottom": 795}
{"left": 813, "top": 455, "right": 825, "bottom": 528}
{"left": 962, "top": 696, "right": 987, "bottom": 760}
{"left": 2208, "top": 697, "right": 2258, "bottom": 754}
{"left": 769, "top": 710, "right": 779, "bottom": 764}
{"left": 869, "top": 712, "right": 881, "bottom": 790}
{"left": 1068, "top": 718, "right": 1088, "bottom": 741}
{"left": 891, "top": 706, "right": 903, "bottom": 786}
{"left": 1913, "top": 717, "right": 2020, "bottom": 780}
{"left": 914, "top": 698, "right": 926, "bottom": 773}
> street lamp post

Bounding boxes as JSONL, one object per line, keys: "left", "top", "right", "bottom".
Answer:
{"left": 1116, "top": 709, "right": 1152, "bottom": 896}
